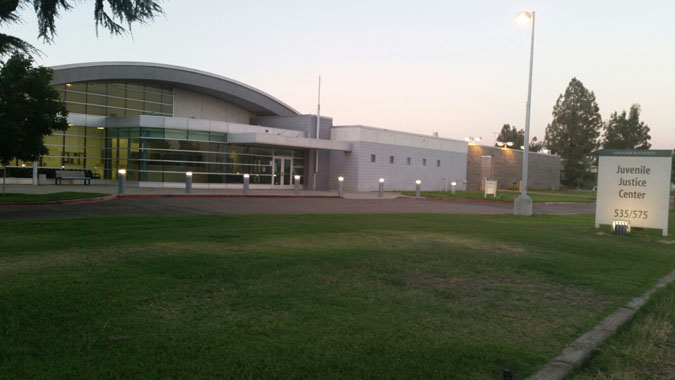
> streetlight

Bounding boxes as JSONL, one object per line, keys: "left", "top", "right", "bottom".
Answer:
{"left": 514, "top": 10, "right": 535, "bottom": 216}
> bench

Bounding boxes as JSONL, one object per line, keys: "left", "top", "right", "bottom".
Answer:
{"left": 55, "top": 170, "right": 91, "bottom": 185}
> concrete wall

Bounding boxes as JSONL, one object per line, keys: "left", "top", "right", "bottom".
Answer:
{"left": 466, "top": 145, "right": 561, "bottom": 191}
{"left": 173, "top": 88, "right": 251, "bottom": 124}
{"left": 328, "top": 141, "right": 467, "bottom": 192}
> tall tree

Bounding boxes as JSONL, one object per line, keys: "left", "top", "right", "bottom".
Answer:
{"left": 495, "top": 124, "right": 524, "bottom": 147}
{"left": 0, "top": 53, "right": 68, "bottom": 194}
{"left": 529, "top": 136, "right": 544, "bottom": 152}
{"left": 545, "top": 77, "right": 603, "bottom": 187}
{"left": 0, "top": 0, "right": 163, "bottom": 56}
{"left": 602, "top": 104, "right": 651, "bottom": 149}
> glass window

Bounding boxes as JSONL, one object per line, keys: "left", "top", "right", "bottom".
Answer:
{"left": 161, "top": 104, "right": 173, "bottom": 115}
{"left": 165, "top": 128, "right": 188, "bottom": 140}
{"left": 188, "top": 130, "right": 210, "bottom": 141}
{"left": 423, "top": 159, "right": 427, "bottom": 166}
{"left": 141, "top": 128, "right": 164, "bottom": 138}
{"left": 87, "top": 94, "right": 107, "bottom": 106}
{"left": 65, "top": 91, "right": 86, "bottom": 103}
{"left": 406, "top": 157, "right": 411, "bottom": 165}
{"left": 107, "top": 96, "right": 125, "bottom": 109}
{"left": 209, "top": 132, "right": 227, "bottom": 142}
{"left": 389, "top": 156, "right": 394, "bottom": 164}
{"left": 107, "top": 107, "right": 125, "bottom": 117}
{"left": 144, "top": 91, "right": 162, "bottom": 103}
{"left": 144, "top": 102, "right": 162, "bottom": 114}
{"left": 66, "top": 82, "right": 86, "bottom": 92}
{"left": 108, "top": 84, "right": 126, "bottom": 98}
{"left": 87, "top": 82, "right": 107, "bottom": 95}
{"left": 126, "top": 99, "right": 144, "bottom": 111}
{"left": 370, "top": 154, "right": 376, "bottom": 163}
{"left": 126, "top": 88, "right": 145, "bottom": 101}
{"left": 66, "top": 102, "right": 86, "bottom": 114}
{"left": 86, "top": 105, "right": 106, "bottom": 116}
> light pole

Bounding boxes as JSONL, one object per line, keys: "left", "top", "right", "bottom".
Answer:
{"left": 513, "top": 10, "right": 535, "bottom": 216}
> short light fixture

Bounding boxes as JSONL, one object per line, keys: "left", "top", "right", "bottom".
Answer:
{"left": 496, "top": 141, "right": 505, "bottom": 147}
{"left": 506, "top": 142, "right": 514, "bottom": 147}
{"left": 465, "top": 136, "right": 482, "bottom": 145}
{"left": 612, "top": 219, "right": 631, "bottom": 235}
{"left": 243, "top": 174, "right": 250, "bottom": 179}
{"left": 520, "top": 145, "right": 525, "bottom": 150}
{"left": 118, "top": 169, "right": 126, "bottom": 175}
{"left": 186, "top": 171, "right": 193, "bottom": 176}
{"left": 97, "top": 127, "right": 104, "bottom": 130}
{"left": 338, "top": 176, "right": 344, "bottom": 182}
{"left": 415, "top": 179, "right": 421, "bottom": 185}
{"left": 65, "top": 83, "right": 72, "bottom": 87}
{"left": 451, "top": 181, "right": 457, "bottom": 186}
{"left": 294, "top": 175, "right": 300, "bottom": 180}
{"left": 379, "top": 178, "right": 385, "bottom": 183}
{"left": 21, "top": 163, "right": 26, "bottom": 167}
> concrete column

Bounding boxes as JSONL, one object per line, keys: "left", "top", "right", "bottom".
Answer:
{"left": 185, "top": 172, "right": 193, "bottom": 194}
{"left": 243, "top": 174, "right": 250, "bottom": 195}
{"left": 294, "top": 175, "right": 301, "bottom": 195}
{"left": 32, "top": 161, "right": 38, "bottom": 186}
{"left": 117, "top": 169, "right": 126, "bottom": 194}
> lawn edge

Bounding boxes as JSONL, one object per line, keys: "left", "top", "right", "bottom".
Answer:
{"left": 0, "top": 193, "right": 344, "bottom": 206}
{"left": 396, "top": 195, "right": 592, "bottom": 206}
{"left": 526, "top": 268, "right": 675, "bottom": 380}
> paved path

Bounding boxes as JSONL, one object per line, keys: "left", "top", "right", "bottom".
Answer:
{"left": 0, "top": 197, "right": 595, "bottom": 220}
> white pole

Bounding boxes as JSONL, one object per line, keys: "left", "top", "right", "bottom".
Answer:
{"left": 313, "top": 76, "right": 321, "bottom": 190}
{"left": 521, "top": 11, "right": 535, "bottom": 198}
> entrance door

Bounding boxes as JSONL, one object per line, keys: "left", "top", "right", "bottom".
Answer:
{"left": 273, "top": 157, "right": 293, "bottom": 186}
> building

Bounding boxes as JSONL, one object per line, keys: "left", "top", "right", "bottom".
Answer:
{"left": 5, "top": 61, "right": 559, "bottom": 192}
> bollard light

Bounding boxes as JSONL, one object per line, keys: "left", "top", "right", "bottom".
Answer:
{"left": 117, "top": 169, "right": 127, "bottom": 194}
{"left": 242, "top": 173, "right": 250, "bottom": 195}
{"left": 450, "top": 181, "right": 457, "bottom": 196}
{"left": 293, "top": 175, "right": 301, "bottom": 195}
{"left": 378, "top": 178, "right": 384, "bottom": 198}
{"left": 185, "top": 171, "right": 193, "bottom": 194}
{"left": 379, "top": 178, "right": 385, "bottom": 183}
{"left": 415, "top": 179, "right": 422, "bottom": 197}
{"left": 337, "top": 176, "right": 344, "bottom": 197}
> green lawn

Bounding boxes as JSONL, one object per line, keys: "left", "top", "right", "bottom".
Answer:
{"left": 0, "top": 213, "right": 673, "bottom": 379}
{"left": 401, "top": 190, "right": 597, "bottom": 203}
{"left": 0, "top": 192, "right": 110, "bottom": 202}
{"left": 572, "top": 282, "right": 675, "bottom": 379}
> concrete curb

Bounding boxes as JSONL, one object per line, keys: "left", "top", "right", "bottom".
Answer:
{"left": 0, "top": 193, "right": 344, "bottom": 206}
{"left": 527, "top": 269, "right": 675, "bottom": 380}
{"left": 396, "top": 195, "right": 594, "bottom": 206}
{"left": 0, "top": 195, "right": 117, "bottom": 206}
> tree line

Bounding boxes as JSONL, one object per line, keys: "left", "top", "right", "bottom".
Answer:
{"left": 497, "top": 78, "right": 659, "bottom": 187}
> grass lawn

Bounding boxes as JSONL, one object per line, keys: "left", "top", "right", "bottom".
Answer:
{"left": 401, "top": 189, "right": 597, "bottom": 203}
{"left": 1, "top": 213, "right": 673, "bottom": 379}
{"left": 0, "top": 192, "right": 110, "bottom": 202}
{"left": 572, "top": 282, "right": 675, "bottom": 379}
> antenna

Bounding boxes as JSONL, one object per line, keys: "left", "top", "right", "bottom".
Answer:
{"left": 313, "top": 76, "right": 321, "bottom": 190}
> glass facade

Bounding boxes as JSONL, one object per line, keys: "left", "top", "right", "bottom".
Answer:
{"left": 40, "top": 126, "right": 307, "bottom": 185}
{"left": 54, "top": 81, "right": 174, "bottom": 117}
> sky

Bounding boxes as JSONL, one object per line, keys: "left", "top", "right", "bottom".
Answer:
{"left": 4, "top": 0, "right": 674, "bottom": 148}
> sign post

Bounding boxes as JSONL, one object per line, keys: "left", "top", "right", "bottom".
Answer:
{"left": 595, "top": 149, "right": 672, "bottom": 236}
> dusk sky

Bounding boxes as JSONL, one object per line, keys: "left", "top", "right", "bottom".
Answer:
{"left": 5, "top": 0, "right": 674, "bottom": 148}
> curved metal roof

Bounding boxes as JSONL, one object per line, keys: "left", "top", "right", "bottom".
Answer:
{"left": 50, "top": 62, "right": 299, "bottom": 117}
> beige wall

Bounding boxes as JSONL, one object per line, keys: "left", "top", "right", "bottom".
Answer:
{"left": 466, "top": 145, "right": 561, "bottom": 191}
{"left": 173, "top": 88, "right": 250, "bottom": 123}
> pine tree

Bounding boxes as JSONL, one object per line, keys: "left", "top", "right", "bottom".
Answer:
{"left": 495, "top": 124, "right": 524, "bottom": 147}
{"left": 545, "top": 78, "right": 603, "bottom": 187}
{"left": 602, "top": 104, "right": 651, "bottom": 149}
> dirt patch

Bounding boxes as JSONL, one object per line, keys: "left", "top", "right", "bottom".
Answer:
{"left": 659, "top": 240, "right": 675, "bottom": 245}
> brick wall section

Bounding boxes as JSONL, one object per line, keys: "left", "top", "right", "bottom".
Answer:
{"left": 466, "top": 145, "right": 561, "bottom": 191}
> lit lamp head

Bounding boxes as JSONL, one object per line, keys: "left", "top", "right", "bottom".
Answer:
{"left": 496, "top": 142, "right": 505, "bottom": 147}
{"left": 186, "top": 171, "right": 193, "bottom": 177}
{"left": 243, "top": 174, "right": 250, "bottom": 179}
{"left": 475, "top": 137, "right": 481, "bottom": 142}
{"left": 464, "top": 137, "right": 471, "bottom": 142}
{"left": 516, "top": 11, "right": 532, "bottom": 24}
{"left": 520, "top": 145, "right": 525, "bottom": 150}
{"left": 506, "top": 142, "right": 514, "bottom": 147}
{"left": 379, "top": 178, "right": 385, "bottom": 183}
{"left": 451, "top": 181, "right": 457, "bottom": 186}
{"left": 415, "top": 179, "right": 421, "bottom": 185}
{"left": 118, "top": 169, "right": 126, "bottom": 175}
{"left": 338, "top": 176, "right": 344, "bottom": 182}
{"left": 294, "top": 175, "right": 300, "bottom": 180}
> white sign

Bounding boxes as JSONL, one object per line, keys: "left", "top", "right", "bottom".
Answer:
{"left": 595, "top": 149, "right": 672, "bottom": 236}
{"left": 484, "top": 179, "right": 497, "bottom": 198}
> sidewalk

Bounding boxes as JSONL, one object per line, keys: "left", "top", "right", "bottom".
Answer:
{"left": 1, "top": 184, "right": 403, "bottom": 199}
